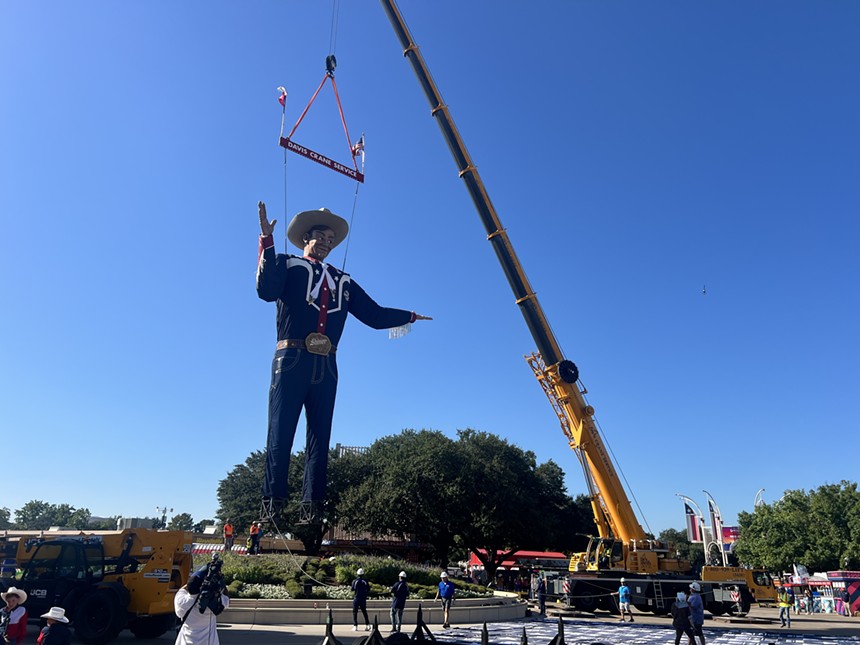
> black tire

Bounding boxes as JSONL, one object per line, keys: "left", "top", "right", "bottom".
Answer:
{"left": 572, "top": 593, "right": 598, "bottom": 613}
{"left": 74, "top": 589, "right": 128, "bottom": 645}
{"left": 598, "top": 595, "right": 619, "bottom": 614}
{"left": 709, "top": 604, "right": 726, "bottom": 616}
{"left": 129, "top": 614, "right": 175, "bottom": 639}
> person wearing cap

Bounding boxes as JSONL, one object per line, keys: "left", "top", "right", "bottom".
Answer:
{"left": 0, "top": 587, "right": 28, "bottom": 645}
{"left": 37, "top": 607, "right": 71, "bottom": 645}
{"left": 350, "top": 568, "right": 370, "bottom": 631}
{"left": 687, "top": 582, "right": 706, "bottom": 645}
{"left": 390, "top": 571, "right": 409, "bottom": 632}
{"left": 256, "top": 202, "right": 431, "bottom": 520}
{"left": 174, "top": 567, "right": 229, "bottom": 645}
{"left": 435, "top": 571, "right": 456, "bottom": 628}
{"left": 670, "top": 591, "right": 695, "bottom": 645}
{"left": 611, "top": 577, "right": 633, "bottom": 622}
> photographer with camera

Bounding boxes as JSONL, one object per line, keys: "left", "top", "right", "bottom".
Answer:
{"left": 174, "top": 555, "right": 229, "bottom": 645}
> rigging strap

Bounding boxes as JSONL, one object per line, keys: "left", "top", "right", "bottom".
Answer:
{"left": 279, "top": 59, "right": 364, "bottom": 183}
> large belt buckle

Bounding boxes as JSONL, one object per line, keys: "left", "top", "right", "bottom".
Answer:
{"left": 305, "top": 333, "right": 332, "bottom": 356}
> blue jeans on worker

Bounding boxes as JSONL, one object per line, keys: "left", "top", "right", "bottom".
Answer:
{"left": 779, "top": 606, "right": 791, "bottom": 627}
{"left": 390, "top": 606, "right": 404, "bottom": 632}
{"left": 264, "top": 347, "right": 338, "bottom": 501}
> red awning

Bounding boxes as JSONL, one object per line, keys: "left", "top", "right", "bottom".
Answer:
{"left": 468, "top": 549, "right": 568, "bottom": 568}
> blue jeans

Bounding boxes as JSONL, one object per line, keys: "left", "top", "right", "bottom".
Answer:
{"left": 390, "top": 606, "right": 404, "bottom": 631}
{"left": 264, "top": 348, "right": 338, "bottom": 501}
{"left": 779, "top": 606, "right": 791, "bottom": 626}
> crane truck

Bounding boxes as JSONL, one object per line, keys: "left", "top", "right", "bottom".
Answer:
{"left": 0, "top": 528, "right": 193, "bottom": 643}
{"left": 380, "top": 0, "right": 756, "bottom": 616}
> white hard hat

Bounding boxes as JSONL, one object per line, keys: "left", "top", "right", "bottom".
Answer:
{"left": 620, "top": 577, "right": 626, "bottom": 583}
{"left": 440, "top": 571, "right": 448, "bottom": 578}
{"left": 690, "top": 582, "right": 701, "bottom": 592}
{"left": 357, "top": 568, "right": 365, "bottom": 576}
{"left": 399, "top": 571, "right": 407, "bottom": 578}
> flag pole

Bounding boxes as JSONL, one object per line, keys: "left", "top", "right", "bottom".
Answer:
{"left": 703, "top": 490, "right": 727, "bottom": 567}
{"left": 676, "top": 494, "right": 707, "bottom": 563}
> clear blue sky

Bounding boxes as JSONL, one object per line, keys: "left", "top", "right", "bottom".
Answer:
{"left": 2, "top": 1, "right": 858, "bottom": 537}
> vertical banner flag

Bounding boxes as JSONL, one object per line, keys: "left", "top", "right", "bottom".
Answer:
{"left": 708, "top": 499, "right": 723, "bottom": 539}
{"left": 685, "top": 503, "right": 703, "bottom": 543}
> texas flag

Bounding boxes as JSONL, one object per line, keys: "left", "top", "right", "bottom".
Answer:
{"left": 708, "top": 499, "right": 723, "bottom": 540}
{"left": 685, "top": 503, "right": 703, "bottom": 543}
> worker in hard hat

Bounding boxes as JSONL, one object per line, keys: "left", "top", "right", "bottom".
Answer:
{"left": 256, "top": 203, "right": 431, "bottom": 521}
{"left": 688, "top": 582, "right": 706, "bottom": 645}
{"left": 435, "top": 571, "right": 456, "bottom": 628}
{"left": 351, "top": 568, "right": 371, "bottom": 631}
{"left": 390, "top": 570, "right": 409, "bottom": 632}
{"left": 612, "top": 577, "right": 633, "bottom": 622}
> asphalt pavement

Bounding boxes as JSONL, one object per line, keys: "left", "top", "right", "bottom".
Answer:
{"left": 107, "top": 605, "right": 860, "bottom": 644}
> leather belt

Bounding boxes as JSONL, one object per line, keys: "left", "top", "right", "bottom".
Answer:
{"left": 277, "top": 339, "right": 337, "bottom": 353}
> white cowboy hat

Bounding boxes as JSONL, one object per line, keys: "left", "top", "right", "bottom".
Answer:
{"left": 1, "top": 586, "right": 27, "bottom": 604}
{"left": 41, "top": 606, "right": 69, "bottom": 623}
{"left": 286, "top": 208, "right": 349, "bottom": 251}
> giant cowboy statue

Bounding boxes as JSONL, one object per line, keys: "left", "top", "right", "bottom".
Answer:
{"left": 256, "top": 202, "right": 431, "bottom": 521}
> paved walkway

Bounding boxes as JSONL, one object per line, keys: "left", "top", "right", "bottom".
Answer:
{"left": 109, "top": 607, "right": 860, "bottom": 644}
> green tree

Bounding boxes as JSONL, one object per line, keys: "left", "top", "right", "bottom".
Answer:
{"left": 0, "top": 507, "right": 11, "bottom": 530}
{"left": 15, "top": 500, "right": 53, "bottom": 529}
{"left": 168, "top": 513, "right": 194, "bottom": 531}
{"left": 285, "top": 448, "right": 371, "bottom": 555}
{"left": 454, "top": 429, "right": 563, "bottom": 581}
{"left": 55, "top": 504, "right": 91, "bottom": 530}
{"left": 568, "top": 494, "right": 599, "bottom": 552}
{"left": 338, "top": 430, "right": 462, "bottom": 566}
{"left": 533, "top": 462, "right": 594, "bottom": 553}
{"left": 217, "top": 447, "right": 363, "bottom": 554}
{"left": 735, "top": 481, "right": 860, "bottom": 572}
{"left": 217, "top": 450, "right": 266, "bottom": 534}
{"left": 14, "top": 501, "right": 90, "bottom": 530}
{"left": 807, "top": 481, "right": 860, "bottom": 571}
{"left": 658, "top": 527, "right": 704, "bottom": 573}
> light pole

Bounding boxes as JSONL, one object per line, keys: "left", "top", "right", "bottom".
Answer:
{"left": 155, "top": 506, "right": 173, "bottom": 529}
{"left": 754, "top": 488, "right": 765, "bottom": 508}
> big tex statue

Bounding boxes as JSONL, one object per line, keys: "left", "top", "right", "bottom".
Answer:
{"left": 256, "top": 202, "right": 431, "bottom": 520}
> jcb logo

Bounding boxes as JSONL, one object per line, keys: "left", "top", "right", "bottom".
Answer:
{"left": 30, "top": 589, "right": 48, "bottom": 598}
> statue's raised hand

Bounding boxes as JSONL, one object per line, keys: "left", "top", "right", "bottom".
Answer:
{"left": 258, "top": 201, "right": 277, "bottom": 236}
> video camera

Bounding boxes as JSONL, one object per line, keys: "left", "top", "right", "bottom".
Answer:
{"left": 197, "top": 553, "right": 226, "bottom": 615}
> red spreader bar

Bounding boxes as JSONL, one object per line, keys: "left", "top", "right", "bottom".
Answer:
{"left": 279, "top": 57, "right": 364, "bottom": 184}
{"left": 280, "top": 136, "right": 364, "bottom": 183}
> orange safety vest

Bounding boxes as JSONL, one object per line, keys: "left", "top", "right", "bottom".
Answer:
{"left": 223, "top": 523, "right": 233, "bottom": 538}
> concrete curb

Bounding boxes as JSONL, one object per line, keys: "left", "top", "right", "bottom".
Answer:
{"left": 220, "top": 596, "right": 528, "bottom": 626}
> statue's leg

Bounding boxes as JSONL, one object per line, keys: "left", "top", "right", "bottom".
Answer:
{"left": 263, "top": 348, "right": 310, "bottom": 501}
{"left": 301, "top": 353, "right": 339, "bottom": 505}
